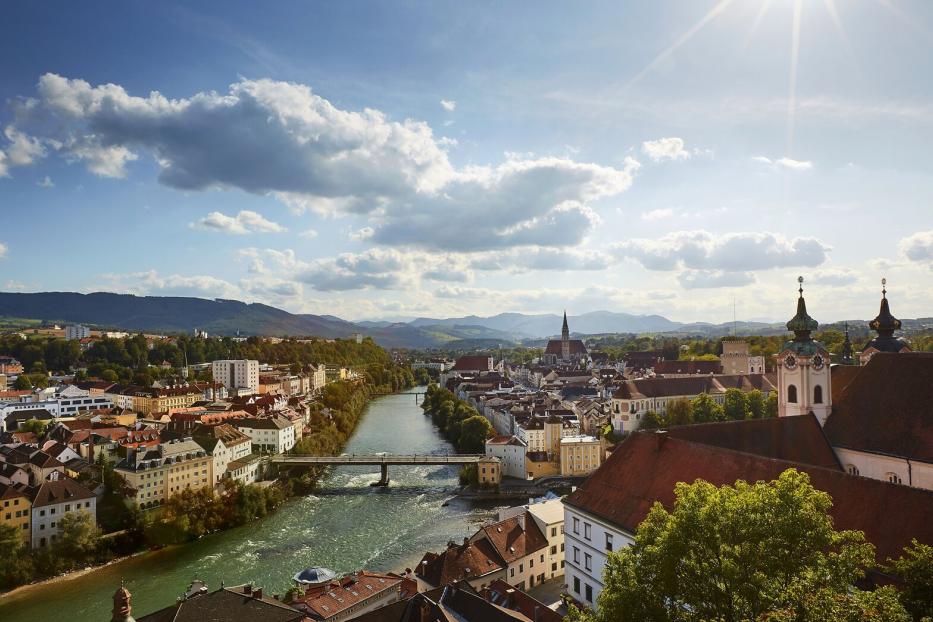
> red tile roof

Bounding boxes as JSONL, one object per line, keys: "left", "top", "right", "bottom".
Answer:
{"left": 544, "top": 339, "right": 587, "bottom": 357}
{"left": 565, "top": 431, "right": 933, "bottom": 563}
{"left": 293, "top": 571, "right": 415, "bottom": 619}
{"left": 664, "top": 415, "right": 841, "bottom": 470}
{"left": 29, "top": 477, "right": 95, "bottom": 508}
{"left": 475, "top": 513, "right": 548, "bottom": 565}
{"left": 824, "top": 353, "right": 933, "bottom": 463}
{"left": 452, "top": 356, "right": 494, "bottom": 372}
{"left": 416, "top": 539, "right": 504, "bottom": 587}
{"left": 654, "top": 360, "right": 722, "bottom": 375}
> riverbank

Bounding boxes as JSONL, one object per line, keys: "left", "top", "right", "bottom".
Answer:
{"left": 0, "top": 388, "right": 501, "bottom": 622}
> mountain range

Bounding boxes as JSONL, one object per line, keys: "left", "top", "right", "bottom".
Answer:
{"left": 1, "top": 291, "right": 915, "bottom": 349}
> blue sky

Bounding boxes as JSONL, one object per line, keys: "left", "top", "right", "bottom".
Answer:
{"left": 1, "top": 0, "right": 932, "bottom": 323}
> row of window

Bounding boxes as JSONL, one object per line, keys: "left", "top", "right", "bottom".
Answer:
{"left": 786, "top": 384, "right": 822, "bottom": 404}
{"left": 572, "top": 576, "right": 594, "bottom": 603}
{"left": 843, "top": 464, "right": 903, "bottom": 484}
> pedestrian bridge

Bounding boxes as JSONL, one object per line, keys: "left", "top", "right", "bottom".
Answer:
{"left": 270, "top": 453, "right": 486, "bottom": 486}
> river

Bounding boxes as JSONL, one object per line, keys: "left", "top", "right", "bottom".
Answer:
{"left": 0, "top": 387, "right": 505, "bottom": 622}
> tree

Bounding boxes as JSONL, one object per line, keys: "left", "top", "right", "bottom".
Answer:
{"left": 13, "top": 375, "right": 31, "bottom": 390}
{"left": 18, "top": 419, "right": 49, "bottom": 438}
{"left": 665, "top": 399, "right": 693, "bottom": 427}
{"left": 567, "top": 469, "right": 900, "bottom": 622}
{"left": 887, "top": 539, "right": 933, "bottom": 620}
{"left": 641, "top": 411, "right": 666, "bottom": 430}
{"left": 691, "top": 392, "right": 724, "bottom": 423}
{"left": 0, "top": 523, "right": 32, "bottom": 589}
{"left": 765, "top": 390, "right": 779, "bottom": 418}
{"left": 101, "top": 369, "right": 119, "bottom": 382}
{"left": 746, "top": 389, "right": 766, "bottom": 420}
{"left": 55, "top": 510, "right": 99, "bottom": 562}
{"left": 722, "top": 388, "right": 750, "bottom": 421}
{"left": 458, "top": 415, "right": 494, "bottom": 453}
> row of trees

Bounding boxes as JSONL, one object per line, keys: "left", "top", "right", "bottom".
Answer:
{"left": 639, "top": 389, "right": 778, "bottom": 431}
{"left": 568, "top": 469, "right": 933, "bottom": 622}
{"left": 420, "top": 384, "right": 495, "bottom": 454}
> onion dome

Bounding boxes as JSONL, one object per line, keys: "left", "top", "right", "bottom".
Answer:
{"left": 786, "top": 276, "right": 818, "bottom": 341}
{"left": 863, "top": 279, "right": 911, "bottom": 355}
{"left": 841, "top": 322, "right": 854, "bottom": 365}
{"left": 112, "top": 581, "right": 135, "bottom": 622}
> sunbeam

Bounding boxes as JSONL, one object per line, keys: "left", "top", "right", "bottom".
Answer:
{"left": 786, "top": 0, "right": 803, "bottom": 156}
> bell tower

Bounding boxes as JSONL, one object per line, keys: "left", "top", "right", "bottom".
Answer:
{"left": 775, "top": 277, "right": 832, "bottom": 424}
{"left": 561, "top": 310, "right": 571, "bottom": 362}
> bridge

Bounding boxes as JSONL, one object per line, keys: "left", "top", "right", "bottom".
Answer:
{"left": 270, "top": 453, "right": 486, "bottom": 486}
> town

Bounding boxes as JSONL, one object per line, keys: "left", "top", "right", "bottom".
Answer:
{"left": 1, "top": 279, "right": 930, "bottom": 621}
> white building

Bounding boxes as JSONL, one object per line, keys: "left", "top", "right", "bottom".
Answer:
{"left": 500, "top": 497, "right": 566, "bottom": 581}
{"left": 64, "top": 325, "right": 91, "bottom": 341}
{"left": 211, "top": 360, "right": 260, "bottom": 392}
{"left": 235, "top": 416, "right": 296, "bottom": 454}
{"left": 484, "top": 435, "right": 527, "bottom": 479}
{"left": 193, "top": 424, "right": 253, "bottom": 487}
{"left": 29, "top": 476, "right": 97, "bottom": 549}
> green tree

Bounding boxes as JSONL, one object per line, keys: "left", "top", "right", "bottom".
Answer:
{"left": 18, "top": 419, "right": 49, "bottom": 439}
{"left": 765, "top": 390, "right": 779, "bottom": 418}
{"left": 886, "top": 539, "right": 933, "bottom": 620}
{"left": 746, "top": 389, "right": 766, "bottom": 420}
{"left": 55, "top": 510, "right": 99, "bottom": 562}
{"left": 458, "top": 415, "right": 494, "bottom": 453}
{"left": 101, "top": 369, "right": 119, "bottom": 382}
{"left": 665, "top": 399, "right": 693, "bottom": 427}
{"left": 722, "top": 388, "right": 750, "bottom": 421}
{"left": 568, "top": 469, "right": 897, "bottom": 622}
{"left": 641, "top": 410, "right": 666, "bottom": 430}
{"left": 0, "top": 523, "right": 32, "bottom": 589}
{"left": 691, "top": 392, "right": 724, "bottom": 423}
{"left": 13, "top": 375, "right": 32, "bottom": 390}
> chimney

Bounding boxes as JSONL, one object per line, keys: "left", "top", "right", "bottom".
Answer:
{"left": 462, "top": 536, "right": 470, "bottom": 547}
{"left": 253, "top": 587, "right": 263, "bottom": 600}
{"left": 505, "top": 588, "right": 516, "bottom": 608}
{"left": 654, "top": 429, "right": 668, "bottom": 450}
{"left": 534, "top": 605, "right": 541, "bottom": 622}
{"left": 418, "top": 599, "right": 433, "bottom": 622}
{"left": 243, "top": 584, "right": 252, "bottom": 596}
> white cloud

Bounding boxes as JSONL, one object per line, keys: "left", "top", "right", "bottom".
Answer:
{"left": 297, "top": 248, "right": 416, "bottom": 291}
{"left": 8, "top": 74, "right": 641, "bottom": 251}
{"left": 811, "top": 268, "right": 859, "bottom": 287}
{"left": 440, "top": 99, "right": 457, "bottom": 112}
{"left": 102, "top": 270, "right": 239, "bottom": 299}
{"left": 642, "top": 137, "right": 690, "bottom": 162}
{"left": 613, "top": 230, "right": 830, "bottom": 272}
{"left": 0, "top": 242, "right": 7, "bottom": 259}
{"left": 37, "top": 175, "right": 54, "bottom": 188}
{"left": 899, "top": 230, "right": 933, "bottom": 264}
{"left": 641, "top": 208, "right": 674, "bottom": 221}
{"left": 349, "top": 226, "right": 374, "bottom": 241}
{"left": 753, "top": 155, "right": 813, "bottom": 171}
{"left": 469, "top": 247, "right": 613, "bottom": 272}
{"left": 677, "top": 270, "right": 756, "bottom": 289}
{"left": 298, "top": 228, "right": 318, "bottom": 239}
{"left": 192, "top": 210, "right": 286, "bottom": 234}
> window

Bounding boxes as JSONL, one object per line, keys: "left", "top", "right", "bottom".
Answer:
{"left": 552, "top": 562, "right": 557, "bottom": 572}
{"left": 573, "top": 547, "right": 580, "bottom": 563}
{"left": 886, "top": 473, "right": 903, "bottom": 485}
{"left": 560, "top": 543, "right": 564, "bottom": 552}
{"left": 605, "top": 533, "right": 613, "bottom": 552}
{"left": 510, "top": 568, "right": 514, "bottom": 578}
{"left": 584, "top": 523, "right": 591, "bottom": 540}
{"left": 814, "top": 385, "right": 823, "bottom": 404}
{"left": 846, "top": 464, "right": 859, "bottom": 476}
{"left": 573, "top": 577, "right": 580, "bottom": 594}
{"left": 551, "top": 545, "right": 557, "bottom": 555}
{"left": 584, "top": 553, "right": 592, "bottom": 571}
{"left": 787, "top": 385, "right": 797, "bottom": 403}
{"left": 551, "top": 527, "right": 557, "bottom": 537}
{"left": 573, "top": 517, "right": 579, "bottom": 534}
{"left": 519, "top": 563, "right": 523, "bottom": 573}
{"left": 585, "top": 584, "right": 593, "bottom": 602}
{"left": 530, "top": 559, "right": 534, "bottom": 568}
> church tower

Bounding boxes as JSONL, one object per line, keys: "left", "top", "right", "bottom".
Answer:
{"left": 561, "top": 310, "right": 571, "bottom": 362}
{"left": 859, "top": 278, "right": 911, "bottom": 365}
{"left": 776, "top": 277, "right": 832, "bottom": 424}
{"left": 111, "top": 582, "right": 136, "bottom": 622}
{"left": 840, "top": 322, "right": 855, "bottom": 365}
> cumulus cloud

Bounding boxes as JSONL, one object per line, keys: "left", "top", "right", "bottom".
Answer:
{"left": 6, "top": 73, "right": 641, "bottom": 251}
{"left": 613, "top": 230, "right": 830, "bottom": 272}
{"left": 440, "top": 99, "right": 457, "bottom": 112}
{"left": 297, "top": 248, "right": 417, "bottom": 291}
{"left": 642, "top": 208, "right": 674, "bottom": 221}
{"left": 642, "top": 137, "right": 690, "bottom": 162}
{"left": 192, "top": 210, "right": 286, "bottom": 234}
{"left": 469, "top": 247, "right": 613, "bottom": 272}
{"left": 753, "top": 155, "right": 813, "bottom": 171}
{"left": 102, "top": 270, "right": 239, "bottom": 299}
{"left": 677, "top": 270, "right": 756, "bottom": 289}
{"left": 298, "top": 228, "right": 318, "bottom": 239}
{"left": 899, "top": 230, "right": 933, "bottom": 264}
{"left": 37, "top": 175, "right": 54, "bottom": 188}
{"left": 349, "top": 226, "right": 374, "bottom": 241}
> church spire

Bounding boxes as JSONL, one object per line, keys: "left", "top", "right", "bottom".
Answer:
{"left": 112, "top": 581, "right": 136, "bottom": 622}
{"left": 786, "top": 276, "right": 818, "bottom": 342}
{"left": 841, "top": 322, "right": 854, "bottom": 365}
{"left": 561, "top": 310, "right": 569, "bottom": 341}
{"left": 869, "top": 277, "right": 901, "bottom": 338}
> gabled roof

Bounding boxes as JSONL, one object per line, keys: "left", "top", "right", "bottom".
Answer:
{"left": 476, "top": 513, "right": 548, "bottom": 564}
{"left": 416, "top": 539, "right": 504, "bottom": 587}
{"left": 664, "top": 415, "right": 841, "bottom": 470}
{"left": 29, "top": 477, "right": 95, "bottom": 508}
{"left": 486, "top": 435, "right": 527, "bottom": 447}
{"left": 452, "top": 356, "right": 493, "bottom": 372}
{"left": 293, "top": 571, "right": 415, "bottom": 619}
{"left": 824, "top": 353, "right": 933, "bottom": 463}
{"left": 564, "top": 431, "right": 933, "bottom": 563}
{"left": 543, "top": 339, "right": 587, "bottom": 356}
{"left": 137, "top": 585, "right": 308, "bottom": 622}
{"left": 654, "top": 360, "right": 722, "bottom": 375}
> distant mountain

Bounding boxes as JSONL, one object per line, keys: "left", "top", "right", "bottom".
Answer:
{"left": 407, "top": 310, "right": 682, "bottom": 338}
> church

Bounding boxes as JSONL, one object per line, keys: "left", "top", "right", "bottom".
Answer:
{"left": 542, "top": 312, "right": 588, "bottom": 365}
{"left": 775, "top": 277, "right": 931, "bottom": 490}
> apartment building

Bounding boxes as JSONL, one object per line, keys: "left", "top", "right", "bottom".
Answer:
{"left": 115, "top": 438, "right": 212, "bottom": 509}
{"left": 211, "top": 360, "right": 260, "bottom": 392}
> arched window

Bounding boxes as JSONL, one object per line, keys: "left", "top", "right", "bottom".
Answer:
{"left": 787, "top": 384, "right": 798, "bottom": 403}
{"left": 814, "top": 385, "right": 823, "bottom": 404}
{"left": 886, "top": 472, "right": 902, "bottom": 485}
{"left": 846, "top": 464, "right": 859, "bottom": 476}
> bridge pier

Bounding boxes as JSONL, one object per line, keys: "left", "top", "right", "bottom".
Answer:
{"left": 370, "top": 463, "right": 390, "bottom": 487}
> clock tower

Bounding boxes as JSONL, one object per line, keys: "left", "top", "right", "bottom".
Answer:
{"left": 776, "top": 277, "right": 832, "bottom": 424}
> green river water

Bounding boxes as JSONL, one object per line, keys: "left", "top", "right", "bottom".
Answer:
{"left": 0, "top": 388, "right": 504, "bottom": 622}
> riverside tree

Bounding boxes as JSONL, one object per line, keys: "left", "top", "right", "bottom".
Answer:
{"left": 568, "top": 469, "right": 910, "bottom": 622}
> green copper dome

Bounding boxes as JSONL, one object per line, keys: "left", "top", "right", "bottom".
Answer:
{"left": 786, "top": 278, "right": 818, "bottom": 339}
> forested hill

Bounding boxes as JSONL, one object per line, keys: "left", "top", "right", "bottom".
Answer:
{"left": 0, "top": 291, "right": 360, "bottom": 338}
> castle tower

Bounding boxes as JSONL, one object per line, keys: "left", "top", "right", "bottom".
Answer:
{"left": 776, "top": 277, "right": 832, "bottom": 424}
{"left": 561, "top": 311, "right": 570, "bottom": 362}
{"left": 859, "top": 278, "right": 911, "bottom": 365}
{"left": 111, "top": 582, "right": 135, "bottom": 622}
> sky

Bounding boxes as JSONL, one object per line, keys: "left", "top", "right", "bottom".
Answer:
{"left": 1, "top": 0, "right": 932, "bottom": 324}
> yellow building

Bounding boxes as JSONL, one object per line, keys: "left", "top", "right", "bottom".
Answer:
{"left": 115, "top": 438, "right": 213, "bottom": 510}
{"left": 0, "top": 483, "right": 32, "bottom": 544}
{"left": 525, "top": 453, "right": 560, "bottom": 479}
{"left": 477, "top": 457, "right": 501, "bottom": 486}
{"left": 559, "top": 435, "right": 603, "bottom": 476}
{"left": 129, "top": 388, "right": 203, "bottom": 415}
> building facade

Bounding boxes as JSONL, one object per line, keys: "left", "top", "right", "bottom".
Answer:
{"left": 211, "top": 360, "right": 260, "bottom": 392}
